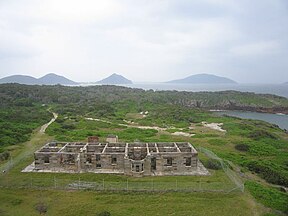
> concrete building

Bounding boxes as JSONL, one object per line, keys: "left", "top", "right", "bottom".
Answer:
{"left": 106, "top": 134, "right": 118, "bottom": 143}
{"left": 33, "top": 137, "right": 205, "bottom": 177}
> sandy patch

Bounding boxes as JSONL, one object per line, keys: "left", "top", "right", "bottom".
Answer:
{"left": 85, "top": 117, "right": 196, "bottom": 135}
{"left": 202, "top": 122, "right": 226, "bottom": 132}
{"left": 171, "top": 132, "right": 195, "bottom": 137}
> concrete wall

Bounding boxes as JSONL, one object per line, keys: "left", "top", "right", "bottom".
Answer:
{"left": 34, "top": 142, "right": 200, "bottom": 176}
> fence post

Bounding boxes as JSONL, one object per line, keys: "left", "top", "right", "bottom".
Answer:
{"left": 126, "top": 179, "right": 128, "bottom": 191}
{"left": 152, "top": 179, "right": 154, "bottom": 191}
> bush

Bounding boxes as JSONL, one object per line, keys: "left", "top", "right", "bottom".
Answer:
{"left": 35, "top": 202, "right": 48, "bottom": 215}
{"left": 247, "top": 161, "right": 288, "bottom": 187}
{"left": 245, "top": 181, "right": 288, "bottom": 213}
{"left": 205, "top": 159, "right": 222, "bottom": 170}
{"left": 96, "top": 211, "right": 111, "bottom": 216}
{"left": 0, "top": 151, "right": 10, "bottom": 161}
{"left": 249, "top": 130, "right": 277, "bottom": 140}
{"left": 235, "top": 144, "right": 249, "bottom": 152}
{"left": 61, "top": 123, "right": 76, "bottom": 130}
{"left": 11, "top": 199, "right": 23, "bottom": 206}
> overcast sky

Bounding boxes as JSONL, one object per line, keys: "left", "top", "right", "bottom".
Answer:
{"left": 0, "top": 0, "right": 287, "bottom": 83}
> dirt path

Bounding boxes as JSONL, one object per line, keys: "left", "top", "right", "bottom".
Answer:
{"left": 85, "top": 117, "right": 195, "bottom": 137}
{"left": 40, "top": 112, "right": 58, "bottom": 133}
{"left": 0, "top": 112, "right": 57, "bottom": 173}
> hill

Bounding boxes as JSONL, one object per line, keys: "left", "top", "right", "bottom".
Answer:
{"left": 0, "top": 75, "right": 39, "bottom": 85}
{"left": 0, "top": 73, "right": 78, "bottom": 85}
{"left": 167, "top": 73, "right": 237, "bottom": 84}
{"left": 0, "top": 84, "right": 288, "bottom": 215}
{"left": 96, "top": 73, "right": 133, "bottom": 84}
{"left": 38, "top": 73, "right": 78, "bottom": 85}
{"left": 0, "top": 84, "right": 287, "bottom": 114}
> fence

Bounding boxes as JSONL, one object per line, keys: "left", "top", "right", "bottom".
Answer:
{"left": 0, "top": 176, "right": 240, "bottom": 193}
{"left": 198, "top": 147, "right": 244, "bottom": 192}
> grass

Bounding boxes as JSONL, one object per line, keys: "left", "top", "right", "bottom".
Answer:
{"left": 245, "top": 181, "right": 288, "bottom": 213}
{"left": 1, "top": 100, "right": 288, "bottom": 215}
{"left": 0, "top": 129, "right": 53, "bottom": 173}
{"left": 0, "top": 188, "right": 264, "bottom": 216}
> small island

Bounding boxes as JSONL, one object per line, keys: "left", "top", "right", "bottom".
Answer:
{"left": 96, "top": 73, "right": 133, "bottom": 84}
{"left": 0, "top": 73, "right": 78, "bottom": 85}
{"left": 167, "top": 73, "right": 237, "bottom": 84}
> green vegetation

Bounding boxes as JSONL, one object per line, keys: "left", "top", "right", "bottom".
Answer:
{"left": 0, "top": 188, "right": 263, "bottom": 216}
{"left": 0, "top": 151, "right": 10, "bottom": 161}
{"left": 0, "top": 84, "right": 288, "bottom": 215}
{"left": 203, "top": 159, "right": 222, "bottom": 170}
{"left": 235, "top": 143, "right": 249, "bottom": 151}
{"left": 245, "top": 181, "right": 288, "bottom": 213}
{"left": 0, "top": 107, "right": 51, "bottom": 148}
{"left": 246, "top": 161, "right": 288, "bottom": 187}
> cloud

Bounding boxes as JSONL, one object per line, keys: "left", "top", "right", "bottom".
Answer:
{"left": 0, "top": 25, "right": 41, "bottom": 59}
{"left": 230, "top": 41, "right": 281, "bottom": 57}
{"left": 0, "top": 0, "right": 287, "bottom": 83}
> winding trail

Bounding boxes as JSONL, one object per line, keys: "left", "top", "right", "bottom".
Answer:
{"left": 40, "top": 112, "right": 58, "bottom": 133}
{"left": 0, "top": 112, "right": 57, "bottom": 173}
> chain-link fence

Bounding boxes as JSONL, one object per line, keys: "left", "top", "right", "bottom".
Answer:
{"left": 0, "top": 175, "right": 240, "bottom": 193}
{"left": 198, "top": 147, "right": 244, "bottom": 192}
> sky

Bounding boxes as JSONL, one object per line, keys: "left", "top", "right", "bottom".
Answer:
{"left": 0, "top": 0, "right": 287, "bottom": 83}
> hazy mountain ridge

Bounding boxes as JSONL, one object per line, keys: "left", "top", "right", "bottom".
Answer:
{"left": 96, "top": 73, "right": 133, "bottom": 84}
{"left": 38, "top": 73, "right": 77, "bottom": 85}
{"left": 167, "top": 74, "right": 237, "bottom": 84}
{"left": 0, "top": 73, "right": 78, "bottom": 85}
{"left": 0, "top": 75, "right": 39, "bottom": 85}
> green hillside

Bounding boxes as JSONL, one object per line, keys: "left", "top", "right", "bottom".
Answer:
{"left": 0, "top": 84, "right": 287, "bottom": 215}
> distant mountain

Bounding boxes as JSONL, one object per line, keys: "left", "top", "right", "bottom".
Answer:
{"left": 96, "top": 73, "right": 133, "bottom": 84}
{"left": 167, "top": 73, "right": 237, "bottom": 84}
{"left": 38, "top": 73, "right": 78, "bottom": 85}
{"left": 0, "top": 73, "right": 78, "bottom": 85}
{"left": 0, "top": 75, "right": 39, "bottom": 85}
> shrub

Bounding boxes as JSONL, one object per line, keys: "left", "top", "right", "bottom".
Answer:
{"left": 61, "top": 123, "right": 76, "bottom": 130}
{"left": 247, "top": 161, "right": 288, "bottom": 187}
{"left": 235, "top": 144, "right": 249, "bottom": 152}
{"left": 249, "top": 130, "right": 277, "bottom": 140}
{"left": 205, "top": 159, "right": 222, "bottom": 170}
{"left": 0, "top": 151, "right": 10, "bottom": 161}
{"left": 96, "top": 211, "right": 111, "bottom": 216}
{"left": 35, "top": 202, "right": 48, "bottom": 215}
{"left": 11, "top": 199, "right": 23, "bottom": 206}
{"left": 245, "top": 181, "right": 288, "bottom": 213}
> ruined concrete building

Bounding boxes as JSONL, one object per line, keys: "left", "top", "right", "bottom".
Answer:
{"left": 33, "top": 136, "right": 206, "bottom": 177}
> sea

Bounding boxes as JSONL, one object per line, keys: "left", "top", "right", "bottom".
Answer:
{"left": 214, "top": 110, "right": 288, "bottom": 130}
{"left": 120, "top": 83, "right": 288, "bottom": 98}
